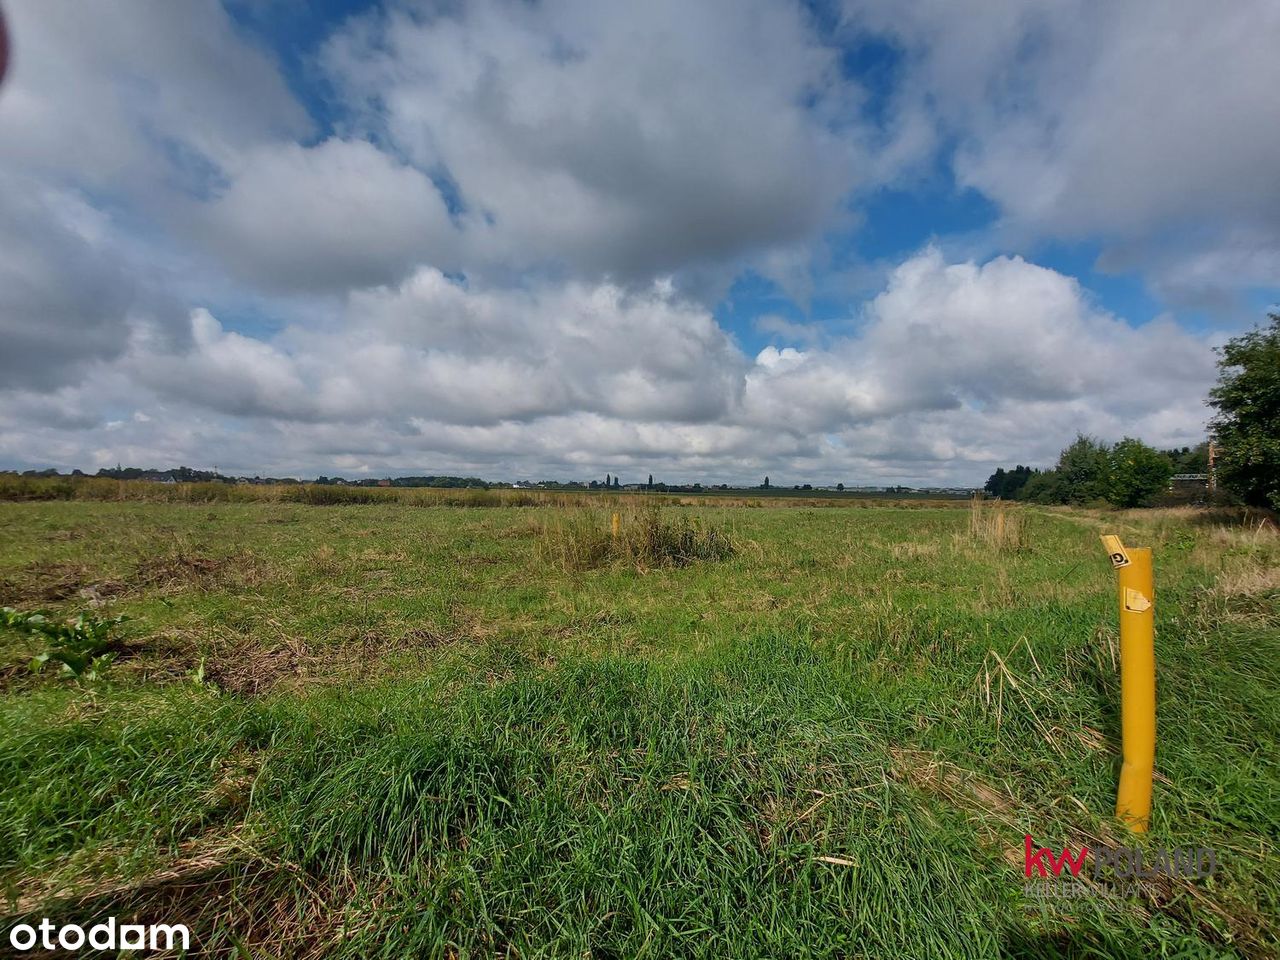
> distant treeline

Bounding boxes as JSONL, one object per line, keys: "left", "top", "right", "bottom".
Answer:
{"left": 0, "top": 473, "right": 971, "bottom": 510}
{"left": 984, "top": 438, "right": 1211, "bottom": 508}
{"left": 6, "top": 466, "right": 972, "bottom": 498}
{"left": 315, "top": 475, "right": 491, "bottom": 488}
{"left": 35, "top": 466, "right": 246, "bottom": 483}
{"left": 981, "top": 313, "right": 1280, "bottom": 510}
{"left": 84, "top": 467, "right": 496, "bottom": 488}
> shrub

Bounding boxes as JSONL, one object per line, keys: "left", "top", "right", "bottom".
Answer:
{"left": 1108, "top": 437, "right": 1174, "bottom": 508}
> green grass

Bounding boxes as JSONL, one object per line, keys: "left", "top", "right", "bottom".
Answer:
{"left": 0, "top": 500, "right": 1276, "bottom": 957}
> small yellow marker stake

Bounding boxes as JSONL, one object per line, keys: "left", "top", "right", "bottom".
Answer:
{"left": 611, "top": 512, "right": 620, "bottom": 539}
{"left": 1101, "top": 535, "right": 1156, "bottom": 831}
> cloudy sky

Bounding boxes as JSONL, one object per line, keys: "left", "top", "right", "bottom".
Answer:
{"left": 1, "top": 0, "right": 1276, "bottom": 485}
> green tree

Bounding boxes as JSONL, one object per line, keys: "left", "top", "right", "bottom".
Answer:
{"left": 983, "top": 466, "right": 1037, "bottom": 499}
{"left": 1160, "top": 443, "right": 1209, "bottom": 474}
{"left": 1019, "top": 470, "right": 1065, "bottom": 504}
{"left": 1210, "top": 314, "right": 1280, "bottom": 508}
{"left": 1014, "top": 438, "right": 1108, "bottom": 504}
{"left": 984, "top": 467, "right": 1007, "bottom": 497}
{"left": 1054, "top": 435, "right": 1111, "bottom": 504}
{"left": 1108, "top": 437, "right": 1174, "bottom": 508}
{"left": 1006, "top": 465, "right": 1035, "bottom": 498}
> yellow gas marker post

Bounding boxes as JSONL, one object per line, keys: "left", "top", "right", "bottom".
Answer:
{"left": 1100, "top": 535, "right": 1156, "bottom": 832}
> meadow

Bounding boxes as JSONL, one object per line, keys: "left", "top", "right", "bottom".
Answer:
{"left": 0, "top": 493, "right": 1276, "bottom": 958}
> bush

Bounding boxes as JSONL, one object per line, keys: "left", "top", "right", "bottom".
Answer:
{"left": 1011, "top": 436, "right": 1173, "bottom": 508}
{"left": 1108, "top": 437, "right": 1174, "bottom": 508}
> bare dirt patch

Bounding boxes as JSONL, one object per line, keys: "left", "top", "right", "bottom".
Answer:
{"left": 201, "top": 639, "right": 309, "bottom": 696}
{"left": 889, "top": 747, "right": 1020, "bottom": 828}
{"left": 132, "top": 549, "right": 270, "bottom": 593}
{"left": 1, "top": 549, "right": 273, "bottom": 610}
{"left": 403, "top": 625, "right": 469, "bottom": 648}
{"left": 198, "top": 626, "right": 471, "bottom": 697}
{"left": 0, "top": 560, "right": 94, "bottom": 605}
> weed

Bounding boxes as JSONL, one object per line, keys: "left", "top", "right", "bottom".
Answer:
{"left": 3, "top": 607, "right": 129, "bottom": 681}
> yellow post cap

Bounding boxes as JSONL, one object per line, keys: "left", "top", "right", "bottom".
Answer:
{"left": 1101, "top": 534, "right": 1131, "bottom": 568}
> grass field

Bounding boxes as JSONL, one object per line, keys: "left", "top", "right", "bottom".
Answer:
{"left": 1, "top": 497, "right": 1277, "bottom": 958}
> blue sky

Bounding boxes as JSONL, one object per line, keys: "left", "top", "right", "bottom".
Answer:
{"left": 1, "top": 0, "right": 1276, "bottom": 484}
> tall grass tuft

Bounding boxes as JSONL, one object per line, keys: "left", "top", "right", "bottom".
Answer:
{"left": 285, "top": 485, "right": 388, "bottom": 506}
{"left": 538, "top": 504, "right": 735, "bottom": 571}
{"left": 968, "top": 494, "right": 1024, "bottom": 551}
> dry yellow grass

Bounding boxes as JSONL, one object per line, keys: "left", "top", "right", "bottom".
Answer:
{"left": 967, "top": 495, "right": 1025, "bottom": 551}
{"left": 891, "top": 541, "right": 942, "bottom": 560}
{"left": 1214, "top": 565, "right": 1280, "bottom": 599}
